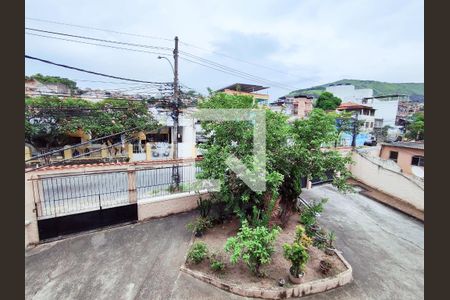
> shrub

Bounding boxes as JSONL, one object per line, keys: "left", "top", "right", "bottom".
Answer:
{"left": 327, "top": 231, "right": 336, "bottom": 248}
{"left": 187, "top": 242, "right": 208, "bottom": 264}
{"left": 283, "top": 242, "right": 309, "bottom": 278}
{"left": 210, "top": 256, "right": 226, "bottom": 272}
{"left": 186, "top": 217, "right": 213, "bottom": 236}
{"left": 224, "top": 220, "right": 281, "bottom": 277}
{"left": 295, "top": 225, "right": 312, "bottom": 248}
{"left": 300, "top": 198, "right": 328, "bottom": 237}
{"left": 197, "top": 196, "right": 212, "bottom": 218}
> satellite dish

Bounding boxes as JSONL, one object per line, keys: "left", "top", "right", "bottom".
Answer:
{"left": 411, "top": 166, "right": 424, "bottom": 178}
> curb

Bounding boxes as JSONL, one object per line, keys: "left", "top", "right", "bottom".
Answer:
{"left": 180, "top": 249, "right": 353, "bottom": 299}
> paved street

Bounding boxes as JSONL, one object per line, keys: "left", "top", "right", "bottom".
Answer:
{"left": 25, "top": 184, "right": 424, "bottom": 300}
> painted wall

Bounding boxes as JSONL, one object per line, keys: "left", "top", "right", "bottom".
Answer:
{"left": 325, "top": 85, "right": 373, "bottom": 102}
{"left": 380, "top": 145, "right": 424, "bottom": 175}
{"left": 350, "top": 149, "right": 424, "bottom": 211}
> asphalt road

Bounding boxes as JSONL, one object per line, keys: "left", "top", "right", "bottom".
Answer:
{"left": 25, "top": 184, "right": 424, "bottom": 300}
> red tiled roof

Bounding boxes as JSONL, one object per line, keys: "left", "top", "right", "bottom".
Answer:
{"left": 337, "top": 102, "right": 374, "bottom": 110}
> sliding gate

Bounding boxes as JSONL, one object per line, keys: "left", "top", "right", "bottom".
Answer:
{"left": 31, "top": 170, "right": 137, "bottom": 240}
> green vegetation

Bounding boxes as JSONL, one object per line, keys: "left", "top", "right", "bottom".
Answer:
{"left": 210, "top": 254, "right": 226, "bottom": 272}
{"left": 186, "top": 217, "right": 213, "bottom": 236}
{"left": 406, "top": 112, "right": 424, "bottom": 140}
{"left": 225, "top": 220, "right": 281, "bottom": 276}
{"left": 197, "top": 93, "right": 352, "bottom": 227}
{"left": 315, "top": 92, "right": 342, "bottom": 110}
{"left": 300, "top": 199, "right": 328, "bottom": 237}
{"left": 288, "top": 79, "right": 424, "bottom": 101}
{"left": 26, "top": 73, "right": 77, "bottom": 90}
{"left": 25, "top": 96, "right": 158, "bottom": 148}
{"left": 283, "top": 226, "right": 311, "bottom": 278}
{"left": 187, "top": 242, "right": 209, "bottom": 264}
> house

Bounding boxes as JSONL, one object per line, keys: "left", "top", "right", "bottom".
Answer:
{"left": 269, "top": 95, "right": 313, "bottom": 119}
{"left": 379, "top": 141, "right": 424, "bottom": 177}
{"left": 362, "top": 95, "right": 408, "bottom": 128}
{"left": 216, "top": 83, "right": 269, "bottom": 106}
{"left": 325, "top": 83, "right": 373, "bottom": 103}
{"left": 25, "top": 78, "right": 71, "bottom": 97}
{"left": 337, "top": 102, "right": 376, "bottom": 132}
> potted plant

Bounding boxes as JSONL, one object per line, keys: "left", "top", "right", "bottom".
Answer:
{"left": 319, "top": 259, "right": 332, "bottom": 275}
{"left": 325, "top": 231, "right": 336, "bottom": 255}
{"left": 283, "top": 242, "right": 309, "bottom": 284}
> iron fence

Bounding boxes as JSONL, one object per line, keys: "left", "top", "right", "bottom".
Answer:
{"left": 31, "top": 163, "right": 202, "bottom": 219}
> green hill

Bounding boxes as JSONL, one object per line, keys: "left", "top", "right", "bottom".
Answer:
{"left": 288, "top": 79, "right": 424, "bottom": 101}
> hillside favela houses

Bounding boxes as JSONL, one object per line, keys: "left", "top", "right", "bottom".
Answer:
{"left": 269, "top": 95, "right": 314, "bottom": 119}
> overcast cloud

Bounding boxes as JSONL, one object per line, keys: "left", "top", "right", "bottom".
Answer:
{"left": 25, "top": 0, "right": 424, "bottom": 99}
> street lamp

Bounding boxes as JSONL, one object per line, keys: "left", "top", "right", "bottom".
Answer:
{"left": 157, "top": 56, "right": 175, "bottom": 74}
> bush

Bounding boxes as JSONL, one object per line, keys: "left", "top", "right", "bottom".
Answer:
{"left": 295, "top": 225, "right": 312, "bottom": 248}
{"left": 210, "top": 255, "right": 226, "bottom": 272}
{"left": 300, "top": 198, "right": 327, "bottom": 237}
{"left": 187, "top": 242, "right": 208, "bottom": 264}
{"left": 197, "top": 196, "right": 212, "bottom": 218}
{"left": 186, "top": 217, "right": 213, "bottom": 236}
{"left": 283, "top": 242, "right": 309, "bottom": 278}
{"left": 224, "top": 220, "right": 281, "bottom": 276}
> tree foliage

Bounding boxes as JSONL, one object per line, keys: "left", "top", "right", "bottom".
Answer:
{"left": 315, "top": 92, "right": 342, "bottom": 110}
{"left": 406, "top": 112, "right": 424, "bottom": 140}
{"left": 196, "top": 93, "right": 352, "bottom": 226}
{"left": 25, "top": 96, "right": 158, "bottom": 148}
{"left": 26, "top": 73, "right": 78, "bottom": 90}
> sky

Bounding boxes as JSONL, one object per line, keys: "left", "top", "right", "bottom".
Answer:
{"left": 25, "top": 0, "right": 424, "bottom": 100}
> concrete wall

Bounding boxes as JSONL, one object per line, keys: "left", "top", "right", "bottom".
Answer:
{"left": 350, "top": 150, "right": 424, "bottom": 211}
{"left": 138, "top": 191, "right": 209, "bottom": 221}
{"left": 25, "top": 173, "right": 39, "bottom": 248}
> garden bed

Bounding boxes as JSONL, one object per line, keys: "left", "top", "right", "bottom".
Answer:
{"left": 182, "top": 213, "right": 352, "bottom": 298}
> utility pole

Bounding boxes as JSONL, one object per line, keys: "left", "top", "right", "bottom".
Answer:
{"left": 171, "top": 36, "right": 180, "bottom": 189}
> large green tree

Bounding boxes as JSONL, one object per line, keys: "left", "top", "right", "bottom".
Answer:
{"left": 406, "top": 112, "right": 424, "bottom": 140}
{"left": 25, "top": 96, "right": 158, "bottom": 148}
{"left": 197, "top": 93, "right": 352, "bottom": 226}
{"left": 315, "top": 92, "right": 342, "bottom": 111}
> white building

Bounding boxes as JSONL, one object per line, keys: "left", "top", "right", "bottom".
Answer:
{"left": 325, "top": 84, "right": 373, "bottom": 103}
{"left": 361, "top": 95, "right": 409, "bottom": 128}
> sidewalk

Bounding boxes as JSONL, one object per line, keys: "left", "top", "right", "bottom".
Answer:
{"left": 348, "top": 178, "right": 424, "bottom": 221}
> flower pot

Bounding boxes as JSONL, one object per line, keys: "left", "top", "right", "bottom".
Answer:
{"left": 288, "top": 272, "right": 304, "bottom": 284}
{"left": 325, "top": 247, "right": 335, "bottom": 256}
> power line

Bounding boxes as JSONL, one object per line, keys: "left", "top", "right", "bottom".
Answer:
{"left": 26, "top": 17, "right": 296, "bottom": 77}
{"left": 26, "top": 17, "right": 173, "bottom": 42}
{"left": 26, "top": 32, "right": 172, "bottom": 66}
{"left": 180, "top": 51, "right": 296, "bottom": 90}
{"left": 26, "top": 26, "right": 298, "bottom": 90}
{"left": 180, "top": 57, "right": 292, "bottom": 91}
{"left": 26, "top": 27, "right": 172, "bottom": 51}
{"left": 25, "top": 54, "right": 173, "bottom": 85}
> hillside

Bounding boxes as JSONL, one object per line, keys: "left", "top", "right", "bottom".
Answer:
{"left": 288, "top": 79, "right": 424, "bottom": 101}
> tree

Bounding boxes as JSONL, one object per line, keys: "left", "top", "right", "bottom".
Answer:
{"left": 196, "top": 93, "right": 352, "bottom": 226}
{"left": 26, "top": 73, "right": 78, "bottom": 90}
{"left": 332, "top": 111, "right": 354, "bottom": 147}
{"left": 25, "top": 96, "right": 158, "bottom": 148}
{"left": 315, "top": 92, "right": 342, "bottom": 111}
{"left": 406, "top": 112, "right": 424, "bottom": 140}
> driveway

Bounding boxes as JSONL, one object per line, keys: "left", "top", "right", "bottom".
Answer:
{"left": 26, "top": 184, "right": 424, "bottom": 300}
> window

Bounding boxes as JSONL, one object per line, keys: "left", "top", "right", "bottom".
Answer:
{"left": 370, "top": 122, "right": 374, "bottom": 128}
{"left": 411, "top": 156, "right": 424, "bottom": 167}
{"left": 389, "top": 151, "right": 398, "bottom": 162}
{"left": 365, "top": 122, "right": 369, "bottom": 128}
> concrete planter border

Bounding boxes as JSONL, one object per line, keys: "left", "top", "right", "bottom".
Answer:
{"left": 181, "top": 249, "right": 352, "bottom": 299}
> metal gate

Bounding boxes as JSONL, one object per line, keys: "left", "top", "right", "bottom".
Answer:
{"left": 311, "top": 170, "right": 335, "bottom": 186}
{"left": 31, "top": 170, "right": 137, "bottom": 240}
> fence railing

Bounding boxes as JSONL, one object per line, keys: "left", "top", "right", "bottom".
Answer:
{"left": 31, "top": 163, "right": 202, "bottom": 219}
